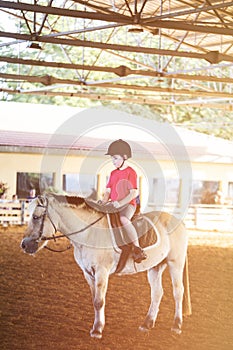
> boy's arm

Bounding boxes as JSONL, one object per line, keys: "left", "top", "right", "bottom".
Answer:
{"left": 101, "top": 188, "right": 111, "bottom": 204}
{"left": 114, "top": 189, "right": 138, "bottom": 207}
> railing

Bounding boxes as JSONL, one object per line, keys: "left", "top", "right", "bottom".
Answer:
{"left": 184, "top": 204, "right": 233, "bottom": 231}
{"left": 0, "top": 201, "right": 31, "bottom": 226}
{"left": 1, "top": 201, "right": 233, "bottom": 232}
{"left": 148, "top": 203, "right": 233, "bottom": 232}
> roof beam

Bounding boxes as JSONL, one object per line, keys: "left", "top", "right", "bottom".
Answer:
{"left": 1, "top": 55, "right": 233, "bottom": 84}
{"left": 0, "top": 0, "right": 130, "bottom": 23}
{"left": 3, "top": 0, "right": 232, "bottom": 22}
{"left": 1, "top": 72, "right": 232, "bottom": 98}
{"left": 144, "top": 1, "right": 233, "bottom": 20}
{"left": 1, "top": 31, "right": 233, "bottom": 64}
{"left": 1, "top": 87, "right": 233, "bottom": 110}
{"left": 141, "top": 19, "right": 233, "bottom": 36}
{"left": 1, "top": 0, "right": 233, "bottom": 36}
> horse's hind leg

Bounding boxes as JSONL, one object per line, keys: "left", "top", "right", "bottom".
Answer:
{"left": 139, "top": 262, "right": 167, "bottom": 332}
{"left": 168, "top": 260, "right": 185, "bottom": 334}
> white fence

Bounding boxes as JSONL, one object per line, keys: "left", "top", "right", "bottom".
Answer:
{"left": 0, "top": 201, "right": 30, "bottom": 226}
{"left": 184, "top": 204, "right": 233, "bottom": 232}
{"left": 147, "top": 204, "right": 233, "bottom": 232}
{"left": 1, "top": 202, "right": 233, "bottom": 232}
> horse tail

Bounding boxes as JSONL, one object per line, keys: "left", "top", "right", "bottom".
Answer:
{"left": 182, "top": 254, "right": 192, "bottom": 316}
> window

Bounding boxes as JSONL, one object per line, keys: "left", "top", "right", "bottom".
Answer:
{"left": 228, "top": 182, "right": 233, "bottom": 200}
{"left": 63, "top": 173, "right": 96, "bottom": 197}
{"left": 165, "top": 179, "right": 181, "bottom": 205}
{"left": 148, "top": 178, "right": 181, "bottom": 206}
{"left": 16, "top": 172, "right": 54, "bottom": 198}
{"left": 191, "top": 180, "right": 220, "bottom": 204}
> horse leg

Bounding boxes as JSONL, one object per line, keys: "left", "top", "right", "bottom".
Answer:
{"left": 84, "top": 267, "right": 109, "bottom": 339}
{"left": 168, "top": 260, "right": 185, "bottom": 334}
{"left": 139, "top": 262, "right": 167, "bottom": 332}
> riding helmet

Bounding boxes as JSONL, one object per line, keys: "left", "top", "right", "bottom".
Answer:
{"left": 105, "top": 139, "right": 132, "bottom": 158}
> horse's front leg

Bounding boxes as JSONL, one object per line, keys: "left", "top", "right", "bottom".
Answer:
{"left": 84, "top": 267, "right": 109, "bottom": 339}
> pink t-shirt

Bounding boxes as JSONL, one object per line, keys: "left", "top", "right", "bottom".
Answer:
{"left": 106, "top": 166, "right": 137, "bottom": 206}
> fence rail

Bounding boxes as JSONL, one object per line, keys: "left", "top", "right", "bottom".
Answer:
{"left": 148, "top": 203, "right": 233, "bottom": 232}
{"left": 184, "top": 204, "right": 233, "bottom": 231}
{"left": 1, "top": 201, "right": 233, "bottom": 232}
{"left": 0, "top": 201, "right": 30, "bottom": 226}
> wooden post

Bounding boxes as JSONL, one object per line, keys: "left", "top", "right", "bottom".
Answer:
{"left": 96, "top": 174, "right": 101, "bottom": 199}
{"left": 21, "top": 200, "right": 25, "bottom": 225}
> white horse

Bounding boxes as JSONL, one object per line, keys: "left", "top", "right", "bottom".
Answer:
{"left": 21, "top": 193, "right": 191, "bottom": 338}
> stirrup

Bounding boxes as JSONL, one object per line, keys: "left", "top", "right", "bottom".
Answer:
{"left": 132, "top": 246, "right": 147, "bottom": 264}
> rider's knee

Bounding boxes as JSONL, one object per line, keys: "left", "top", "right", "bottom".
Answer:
{"left": 120, "top": 215, "right": 130, "bottom": 226}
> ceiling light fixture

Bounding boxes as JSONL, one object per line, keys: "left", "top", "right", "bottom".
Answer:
{"left": 27, "top": 42, "right": 42, "bottom": 50}
{"left": 128, "top": 25, "right": 144, "bottom": 33}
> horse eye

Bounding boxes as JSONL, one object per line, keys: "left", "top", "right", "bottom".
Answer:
{"left": 33, "top": 215, "right": 40, "bottom": 220}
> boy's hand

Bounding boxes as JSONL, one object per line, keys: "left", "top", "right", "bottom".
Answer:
{"left": 112, "top": 201, "right": 120, "bottom": 208}
{"left": 97, "top": 200, "right": 109, "bottom": 205}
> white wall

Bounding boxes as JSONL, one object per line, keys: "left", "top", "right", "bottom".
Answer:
{"left": 1, "top": 151, "right": 232, "bottom": 208}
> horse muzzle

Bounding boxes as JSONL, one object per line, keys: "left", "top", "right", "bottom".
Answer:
{"left": 21, "top": 237, "right": 39, "bottom": 254}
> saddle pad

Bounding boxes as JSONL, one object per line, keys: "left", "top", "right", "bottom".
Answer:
{"left": 109, "top": 212, "right": 158, "bottom": 249}
{"left": 132, "top": 213, "right": 158, "bottom": 248}
{"left": 85, "top": 199, "right": 158, "bottom": 249}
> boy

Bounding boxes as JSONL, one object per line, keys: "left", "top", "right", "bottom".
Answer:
{"left": 101, "top": 139, "right": 147, "bottom": 263}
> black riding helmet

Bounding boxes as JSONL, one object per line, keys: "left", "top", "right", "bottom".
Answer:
{"left": 105, "top": 139, "right": 132, "bottom": 158}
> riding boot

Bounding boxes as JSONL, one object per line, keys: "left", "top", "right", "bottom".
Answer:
{"left": 132, "top": 245, "right": 147, "bottom": 263}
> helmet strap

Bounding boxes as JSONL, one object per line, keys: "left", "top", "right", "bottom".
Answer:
{"left": 117, "top": 159, "right": 125, "bottom": 169}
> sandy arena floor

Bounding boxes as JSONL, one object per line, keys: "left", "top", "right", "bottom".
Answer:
{"left": 0, "top": 226, "right": 233, "bottom": 350}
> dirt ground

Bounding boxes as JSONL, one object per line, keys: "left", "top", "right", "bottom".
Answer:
{"left": 0, "top": 226, "right": 233, "bottom": 350}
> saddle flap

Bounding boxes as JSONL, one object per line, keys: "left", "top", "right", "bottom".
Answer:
{"left": 132, "top": 214, "right": 158, "bottom": 248}
{"left": 108, "top": 212, "right": 158, "bottom": 249}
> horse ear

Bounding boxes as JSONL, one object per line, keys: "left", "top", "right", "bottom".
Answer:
{"left": 37, "top": 195, "right": 46, "bottom": 207}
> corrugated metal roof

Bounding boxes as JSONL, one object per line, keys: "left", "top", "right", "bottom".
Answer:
{"left": 1, "top": 129, "right": 233, "bottom": 164}
{"left": 1, "top": 102, "right": 233, "bottom": 163}
{"left": 0, "top": 130, "right": 104, "bottom": 150}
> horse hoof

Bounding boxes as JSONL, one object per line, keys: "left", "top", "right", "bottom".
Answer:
{"left": 139, "top": 325, "right": 150, "bottom": 333}
{"left": 171, "top": 317, "right": 182, "bottom": 334}
{"left": 90, "top": 329, "right": 102, "bottom": 339}
{"left": 139, "top": 317, "right": 154, "bottom": 332}
{"left": 171, "top": 327, "right": 182, "bottom": 335}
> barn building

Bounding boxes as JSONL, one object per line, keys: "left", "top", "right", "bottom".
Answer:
{"left": 0, "top": 102, "right": 233, "bottom": 229}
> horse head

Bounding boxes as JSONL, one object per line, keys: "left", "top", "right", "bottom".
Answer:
{"left": 21, "top": 195, "right": 57, "bottom": 254}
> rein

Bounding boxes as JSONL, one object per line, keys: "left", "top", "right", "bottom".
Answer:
{"left": 33, "top": 196, "right": 106, "bottom": 253}
{"left": 44, "top": 243, "right": 73, "bottom": 253}
{"left": 40, "top": 213, "right": 106, "bottom": 242}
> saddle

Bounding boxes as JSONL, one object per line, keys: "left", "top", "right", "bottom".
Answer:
{"left": 85, "top": 199, "right": 157, "bottom": 273}
{"left": 108, "top": 210, "right": 157, "bottom": 248}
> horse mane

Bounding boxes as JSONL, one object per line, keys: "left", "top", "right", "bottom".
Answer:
{"left": 50, "top": 193, "right": 93, "bottom": 211}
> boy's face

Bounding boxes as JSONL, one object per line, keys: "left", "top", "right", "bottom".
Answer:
{"left": 111, "top": 154, "right": 124, "bottom": 168}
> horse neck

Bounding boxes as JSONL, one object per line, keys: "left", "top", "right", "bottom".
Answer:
{"left": 50, "top": 203, "right": 80, "bottom": 232}
{"left": 51, "top": 202, "right": 112, "bottom": 248}
{"left": 52, "top": 202, "right": 103, "bottom": 233}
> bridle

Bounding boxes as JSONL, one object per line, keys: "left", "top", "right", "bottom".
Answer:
{"left": 33, "top": 196, "right": 106, "bottom": 252}
{"left": 34, "top": 197, "right": 57, "bottom": 242}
